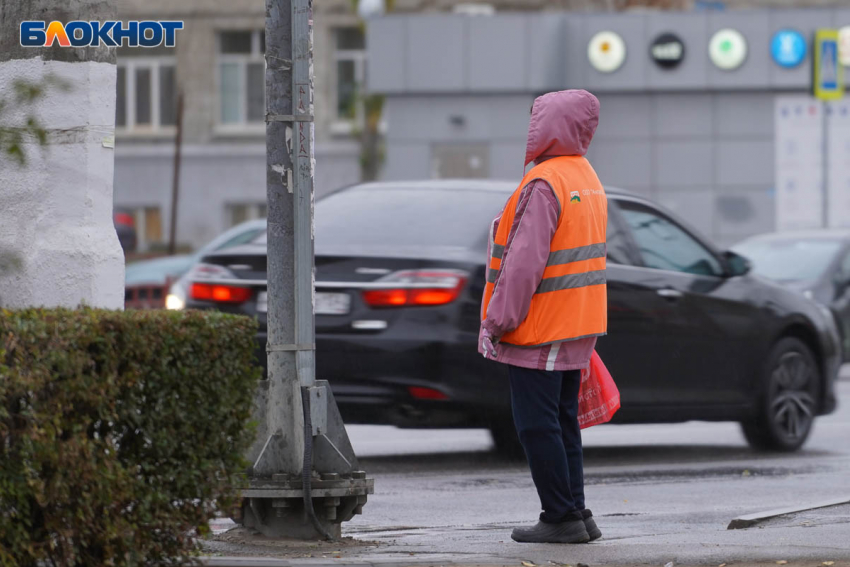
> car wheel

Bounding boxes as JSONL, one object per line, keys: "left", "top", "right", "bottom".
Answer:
{"left": 741, "top": 337, "right": 820, "bottom": 452}
{"left": 489, "top": 422, "right": 526, "bottom": 460}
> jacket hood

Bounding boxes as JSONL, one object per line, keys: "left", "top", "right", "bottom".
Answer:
{"left": 525, "top": 89, "right": 600, "bottom": 167}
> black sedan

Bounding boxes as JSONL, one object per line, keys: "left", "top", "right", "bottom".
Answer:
{"left": 734, "top": 230, "right": 850, "bottom": 362}
{"left": 185, "top": 181, "right": 840, "bottom": 453}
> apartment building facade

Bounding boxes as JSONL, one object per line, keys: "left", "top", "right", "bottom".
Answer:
{"left": 114, "top": 0, "right": 365, "bottom": 250}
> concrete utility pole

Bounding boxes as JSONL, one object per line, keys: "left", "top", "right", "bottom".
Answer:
{"left": 240, "top": 0, "right": 373, "bottom": 540}
{"left": 0, "top": 0, "right": 124, "bottom": 309}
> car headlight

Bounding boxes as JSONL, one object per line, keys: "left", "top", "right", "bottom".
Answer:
{"left": 165, "top": 281, "right": 187, "bottom": 310}
{"left": 165, "top": 293, "right": 185, "bottom": 310}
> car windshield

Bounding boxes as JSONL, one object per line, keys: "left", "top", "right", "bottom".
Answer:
{"left": 192, "top": 222, "right": 265, "bottom": 261}
{"left": 253, "top": 188, "right": 505, "bottom": 252}
{"left": 733, "top": 238, "right": 843, "bottom": 283}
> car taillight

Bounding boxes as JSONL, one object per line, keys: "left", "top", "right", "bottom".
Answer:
{"left": 408, "top": 386, "right": 449, "bottom": 400}
{"left": 190, "top": 283, "right": 252, "bottom": 303}
{"left": 361, "top": 269, "right": 468, "bottom": 308}
{"left": 114, "top": 212, "right": 135, "bottom": 227}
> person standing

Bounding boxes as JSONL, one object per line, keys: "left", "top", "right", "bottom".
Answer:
{"left": 479, "top": 89, "right": 607, "bottom": 544}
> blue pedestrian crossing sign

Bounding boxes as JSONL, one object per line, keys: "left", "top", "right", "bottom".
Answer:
{"left": 814, "top": 29, "right": 843, "bottom": 101}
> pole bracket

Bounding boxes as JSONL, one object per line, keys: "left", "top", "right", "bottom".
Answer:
{"left": 266, "top": 114, "right": 314, "bottom": 122}
{"left": 267, "top": 343, "right": 316, "bottom": 352}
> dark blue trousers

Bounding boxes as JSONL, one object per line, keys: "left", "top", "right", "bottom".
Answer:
{"left": 508, "top": 365, "right": 585, "bottom": 523}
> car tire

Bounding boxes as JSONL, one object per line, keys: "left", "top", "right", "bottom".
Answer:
{"left": 741, "top": 337, "right": 820, "bottom": 452}
{"left": 489, "top": 422, "right": 526, "bottom": 460}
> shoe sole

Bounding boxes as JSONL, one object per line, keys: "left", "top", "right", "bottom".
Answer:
{"left": 511, "top": 532, "right": 591, "bottom": 544}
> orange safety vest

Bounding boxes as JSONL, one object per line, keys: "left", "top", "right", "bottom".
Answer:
{"left": 482, "top": 156, "right": 608, "bottom": 347}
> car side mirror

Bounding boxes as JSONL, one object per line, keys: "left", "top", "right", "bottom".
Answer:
{"left": 723, "top": 250, "right": 752, "bottom": 277}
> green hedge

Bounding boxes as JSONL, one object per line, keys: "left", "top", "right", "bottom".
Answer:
{"left": 0, "top": 309, "right": 262, "bottom": 567}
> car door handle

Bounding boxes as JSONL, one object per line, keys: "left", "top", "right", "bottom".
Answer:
{"left": 656, "top": 288, "right": 683, "bottom": 300}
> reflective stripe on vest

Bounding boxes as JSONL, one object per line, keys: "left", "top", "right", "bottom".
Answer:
{"left": 538, "top": 269, "right": 606, "bottom": 293}
{"left": 488, "top": 242, "right": 606, "bottom": 287}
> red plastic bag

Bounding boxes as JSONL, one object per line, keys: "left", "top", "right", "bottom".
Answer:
{"left": 578, "top": 350, "right": 620, "bottom": 429}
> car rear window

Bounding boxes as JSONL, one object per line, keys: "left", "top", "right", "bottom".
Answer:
{"left": 255, "top": 188, "right": 506, "bottom": 251}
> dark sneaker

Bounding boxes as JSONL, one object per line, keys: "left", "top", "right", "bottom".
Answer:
{"left": 511, "top": 520, "right": 590, "bottom": 544}
{"left": 581, "top": 509, "right": 602, "bottom": 542}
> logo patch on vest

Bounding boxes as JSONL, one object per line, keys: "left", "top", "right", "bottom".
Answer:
{"left": 570, "top": 191, "right": 581, "bottom": 203}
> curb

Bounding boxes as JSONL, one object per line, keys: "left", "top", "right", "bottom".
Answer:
{"left": 727, "top": 495, "right": 850, "bottom": 529}
{"left": 202, "top": 558, "right": 507, "bottom": 567}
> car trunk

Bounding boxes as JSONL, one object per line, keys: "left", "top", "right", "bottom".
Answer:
{"left": 313, "top": 255, "right": 426, "bottom": 334}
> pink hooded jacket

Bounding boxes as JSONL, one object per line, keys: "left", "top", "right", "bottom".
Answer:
{"left": 478, "top": 90, "right": 602, "bottom": 371}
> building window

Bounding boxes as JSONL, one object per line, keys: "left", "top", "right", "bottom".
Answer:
{"left": 334, "top": 27, "right": 366, "bottom": 128}
{"left": 116, "top": 47, "right": 177, "bottom": 131}
{"left": 124, "top": 206, "right": 163, "bottom": 251}
{"left": 218, "top": 30, "right": 265, "bottom": 127}
{"left": 226, "top": 203, "right": 267, "bottom": 228}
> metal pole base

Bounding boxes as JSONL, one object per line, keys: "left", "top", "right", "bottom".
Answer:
{"left": 239, "top": 475, "right": 372, "bottom": 539}
{"left": 242, "top": 382, "right": 373, "bottom": 539}
{"left": 241, "top": 494, "right": 343, "bottom": 540}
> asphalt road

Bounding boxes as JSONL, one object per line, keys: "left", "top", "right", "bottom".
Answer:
{"left": 207, "top": 379, "right": 850, "bottom": 566}
{"left": 333, "top": 380, "right": 850, "bottom": 565}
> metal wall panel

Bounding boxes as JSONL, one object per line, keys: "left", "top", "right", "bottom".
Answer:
{"left": 656, "top": 190, "right": 716, "bottom": 238}
{"left": 594, "top": 94, "right": 653, "bottom": 140}
{"left": 468, "top": 15, "right": 528, "bottom": 92}
{"left": 490, "top": 141, "right": 527, "bottom": 180}
{"left": 653, "top": 93, "right": 713, "bottom": 137}
{"left": 563, "top": 15, "right": 587, "bottom": 90}
{"left": 430, "top": 96, "right": 493, "bottom": 140}
{"left": 655, "top": 141, "right": 714, "bottom": 188}
{"left": 769, "top": 9, "right": 838, "bottom": 89}
{"left": 366, "top": 17, "right": 407, "bottom": 93}
{"left": 716, "top": 139, "right": 775, "bottom": 186}
{"left": 714, "top": 92, "right": 775, "bottom": 137}
{"left": 646, "top": 13, "right": 709, "bottom": 90}
{"left": 381, "top": 141, "right": 433, "bottom": 180}
{"left": 530, "top": 13, "right": 567, "bottom": 92}
{"left": 715, "top": 189, "right": 776, "bottom": 244}
{"left": 488, "top": 95, "right": 536, "bottom": 140}
{"left": 383, "top": 96, "right": 436, "bottom": 141}
{"left": 707, "top": 12, "right": 771, "bottom": 89}
{"left": 582, "top": 14, "right": 649, "bottom": 92}
{"left": 406, "top": 16, "right": 466, "bottom": 92}
{"left": 589, "top": 140, "right": 653, "bottom": 189}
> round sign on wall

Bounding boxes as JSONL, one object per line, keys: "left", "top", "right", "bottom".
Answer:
{"left": 588, "top": 31, "right": 626, "bottom": 73}
{"left": 839, "top": 26, "right": 850, "bottom": 67}
{"left": 650, "top": 32, "right": 685, "bottom": 69}
{"left": 771, "top": 29, "right": 807, "bottom": 68}
{"left": 709, "top": 28, "right": 748, "bottom": 70}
